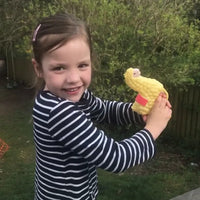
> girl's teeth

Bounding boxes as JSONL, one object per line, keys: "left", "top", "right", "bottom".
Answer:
{"left": 68, "top": 88, "right": 78, "bottom": 92}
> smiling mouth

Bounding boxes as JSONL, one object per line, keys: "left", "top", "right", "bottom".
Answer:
{"left": 64, "top": 86, "right": 81, "bottom": 93}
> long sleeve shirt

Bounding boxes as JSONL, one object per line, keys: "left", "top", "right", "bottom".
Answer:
{"left": 33, "top": 90, "right": 155, "bottom": 200}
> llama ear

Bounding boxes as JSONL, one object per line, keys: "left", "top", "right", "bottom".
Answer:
{"left": 32, "top": 58, "right": 43, "bottom": 78}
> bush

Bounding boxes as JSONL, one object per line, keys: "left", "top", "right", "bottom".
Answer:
{"left": 1, "top": 0, "right": 200, "bottom": 99}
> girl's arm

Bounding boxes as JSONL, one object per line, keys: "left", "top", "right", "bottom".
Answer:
{"left": 48, "top": 101, "right": 155, "bottom": 173}
{"left": 82, "top": 90, "right": 144, "bottom": 126}
{"left": 47, "top": 92, "right": 171, "bottom": 173}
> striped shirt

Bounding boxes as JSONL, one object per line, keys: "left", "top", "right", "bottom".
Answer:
{"left": 33, "top": 90, "right": 155, "bottom": 200}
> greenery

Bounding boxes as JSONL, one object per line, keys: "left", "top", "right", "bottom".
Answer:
{"left": 1, "top": 0, "right": 200, "bottom": 100}
{"left": 0, "top": 84, "right": 199, "bottom": 200}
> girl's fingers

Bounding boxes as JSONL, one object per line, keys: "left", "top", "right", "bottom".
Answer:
{"left": 155, "top": 95, "right": 166, "bottom": 108}
{"left": 158, "top": 92, "right": 172, "bottom": 108}
{"left": 159, "top": 92, "right": 167, "bottom": 98}
{"left": 142, "top": 115, "right": 148, "bottom": 122}
{"left": 166, "top": 100, "right": 172, "bottom": 108}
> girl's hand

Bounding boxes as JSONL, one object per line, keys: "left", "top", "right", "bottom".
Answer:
{"left": 144, "top": 95, "right": 172, "bottom": 140}
{"left": 142, "top": 93, "right": 171, "bottom": 123}
{"left": 160, "top": 92, "right": 172, "bottom": 108}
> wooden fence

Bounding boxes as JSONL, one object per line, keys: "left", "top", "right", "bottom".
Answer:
{"left": 168, "top": 86, "right": 200, "bottom": 146}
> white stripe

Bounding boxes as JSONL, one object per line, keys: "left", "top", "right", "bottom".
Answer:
{"left": 35, "top": 98, "right": 52, "bottom": 110}
{"left": 34, "top": 121, "right": 49, "bottom": 131}
{"left": 40, "top": 94, "right": 59, "bottom": 104}
{"left": 59, "top": 118, "right": 89, "bottom": 142}
{"left": 51, "top": 114, "right": 83, "bottom": 137}
{"left": 36, "top": 177, "right": 90, "bottom": 200}
{"left": 33, "top": 107, "right": 49, "bottom": 117}
{"left": 119, "top": 144, "right": 127, "bottom": 171}
{"left": 33, "top": 114, "right": 48, "bottom": 124}
{"left": 84, "top": 133, "right": 104, "bottom": 160}
{"left": 48, "top": 104, "right": 74, "bottom": 123}
{"left": 36, "top": 159, "right": 88, "bottom": 178}
{"left": 104, "top": 139, "right": 115, "bottom": 170}
{"left": 49, "top": 109, "right": 79, "bottom": 131}
{"left": 98, "top": 137, "right": 112, "bottom": 167}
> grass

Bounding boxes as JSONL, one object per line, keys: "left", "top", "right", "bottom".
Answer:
{"left": 0, "top": 82, "right": 199, "bottom": 200}
{"left": 97, "top": 166, "right": 200, "bottom": 200}
{"left": 0, "top": 92, "right": 35, "bottom": 200}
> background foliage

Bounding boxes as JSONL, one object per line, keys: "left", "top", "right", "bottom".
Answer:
{"left": 0, "top": 0, "right": 200, "bottom": 100}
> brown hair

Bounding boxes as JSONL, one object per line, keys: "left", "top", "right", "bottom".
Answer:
{"left": 32, "top": 12, "right": 92, "bottom": 64}
{"left": 31, "top": 12, "right": 93, "bottom": 90}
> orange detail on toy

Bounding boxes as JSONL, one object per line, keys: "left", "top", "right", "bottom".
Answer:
{"left": 0, "top": 139, "right": 9, "bottom": 159}
{"left": 135, "top": 94, "right": 148, "bottom": 106}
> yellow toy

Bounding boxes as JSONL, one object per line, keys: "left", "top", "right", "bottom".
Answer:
{"left": 124, "top": 68, "right": 169, "bottom": 115}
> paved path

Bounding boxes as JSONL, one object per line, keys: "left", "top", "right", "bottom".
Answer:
{"left": 170, "top": 187, "right": 200, "bottom": 200}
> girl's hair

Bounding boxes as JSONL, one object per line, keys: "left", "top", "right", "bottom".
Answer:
{"left": 32, "top": 12, "right": 92, "bottom": 64}
{"left": 31, "top": 12, "right": 93, "bottom": 91}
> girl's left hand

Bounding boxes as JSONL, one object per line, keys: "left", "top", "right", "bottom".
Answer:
{"left": 142, "top": 93, "right": 172, "bottom": 123}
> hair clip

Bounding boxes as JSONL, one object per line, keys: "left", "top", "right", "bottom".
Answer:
{"left": 32, "top": 24, "right": 41, "bottom": 42}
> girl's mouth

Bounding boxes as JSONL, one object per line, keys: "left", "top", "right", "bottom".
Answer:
{"left": 64, "top": 86, "right": 81, "bottom": 94}
{"left": 67, "top": 88, "right": 79, "bottom": 92}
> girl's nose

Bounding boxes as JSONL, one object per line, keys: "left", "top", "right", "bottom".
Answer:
{"left": 66, "top": 69, "right": 80, "bottom": 83}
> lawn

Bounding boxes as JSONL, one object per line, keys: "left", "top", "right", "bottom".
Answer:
{"left": 0, "top": 80, "right": 199, "bottom": 200}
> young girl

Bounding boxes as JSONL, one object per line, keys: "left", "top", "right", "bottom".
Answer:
{"left": 31, "top": 12, "right": 172, "bottom": 200}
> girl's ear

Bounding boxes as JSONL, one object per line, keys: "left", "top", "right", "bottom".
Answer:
{"left": 32, "top": 58, "right": 43, "bottom": 78}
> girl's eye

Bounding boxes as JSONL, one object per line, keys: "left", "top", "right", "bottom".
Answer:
{"left": 79, "top": 63, "right": 89, "bottom": 69}
{"left": 53, "top": 66, "right": 65, "bottom": 71}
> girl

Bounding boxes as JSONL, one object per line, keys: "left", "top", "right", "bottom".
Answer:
{"left": 31, "top": 12, "right": 172, "bottom": 200}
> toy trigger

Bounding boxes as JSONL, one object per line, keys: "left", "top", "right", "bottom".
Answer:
{"left": 135, "top": 94, "right": 148, "bottom": 106}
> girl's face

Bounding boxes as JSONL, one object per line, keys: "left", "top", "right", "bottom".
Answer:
{"left": 33, "top": 37, "right": 92, "bottom": 102}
